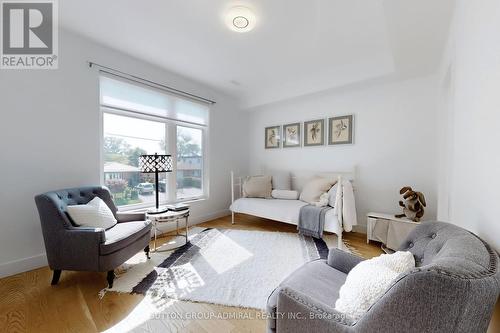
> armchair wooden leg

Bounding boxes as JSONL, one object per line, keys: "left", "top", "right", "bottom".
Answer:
{"left": 51, "top": 270, "right": 61, "bottom": 285}
{"left": 107, "top": 270, "right": 115, "bottom": 288}
{"left": 144, "top": 245, "right": 151, "bottom": 259}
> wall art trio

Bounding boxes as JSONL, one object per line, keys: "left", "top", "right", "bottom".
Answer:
{"left": 265, "top": 115, "right": 353, "bottom": 149}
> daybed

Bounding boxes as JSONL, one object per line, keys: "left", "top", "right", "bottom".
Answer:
{"left": 229, "top": 170, "right": 357, "bottom": 248}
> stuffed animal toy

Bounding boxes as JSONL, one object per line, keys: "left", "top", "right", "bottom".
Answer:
{"left": 395, "top": 186, "right": 426, "bottom": 222}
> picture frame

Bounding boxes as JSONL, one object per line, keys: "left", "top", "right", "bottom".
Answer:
{"left": 328, "top": 115, "right": 353, "bottom": 145}
{"left": 304, "top": 119, "right": 325, "bottom": 146}
{"left": 265, "top": 125, "right": 281, "bottom": 149}
{"left": 283, "top": 122, "right": 301, "bottom": 148}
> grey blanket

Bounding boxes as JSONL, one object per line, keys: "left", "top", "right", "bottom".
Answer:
{"left": 298, "top": 204, "right": 332, "bottom": 239}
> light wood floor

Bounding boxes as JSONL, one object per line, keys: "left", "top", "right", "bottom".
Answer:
{"left": 0, "top": 214, "right": 433, "bottom": 332}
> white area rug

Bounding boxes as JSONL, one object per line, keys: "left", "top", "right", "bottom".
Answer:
{"left": 108, "top": 228, "right": 348, "bottom": 311}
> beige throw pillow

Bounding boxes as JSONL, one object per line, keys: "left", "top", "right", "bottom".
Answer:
{"left": 299, "top": 177, "right": 336, "bottom": 204}
{"left": 242, "top": 175, "right": 272, "bottom": 198}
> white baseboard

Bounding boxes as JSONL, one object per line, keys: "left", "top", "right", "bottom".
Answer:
{"left": 0, "top": 209, "right": 236, "bottom": 279}
{"left": 190, "top": 209, "right": 231, "bottom": 225}
{"left": 0, "top": 253, "right": 48, "bottom": 279}
{"left": 154, "top": 209, "right": 231, "bottom": 234}
{"left": 352, "top": 224, "right": 367, "bottom": 234}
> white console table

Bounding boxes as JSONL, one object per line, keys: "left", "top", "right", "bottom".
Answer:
{"left": 367, "top": 212, "right": 419, "bottom": 251}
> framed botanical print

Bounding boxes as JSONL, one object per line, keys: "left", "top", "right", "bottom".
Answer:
{"left": 304, "top": 119, "right": 325, "bottom": 146}
{"left": 328, "top": 115, "right": 353, "bottom": 145}
{"left": 283, "top": 122, "right": 301, "bottom": 148}
{"left": 265, "top": 125, "right": 281, "bottom": 149}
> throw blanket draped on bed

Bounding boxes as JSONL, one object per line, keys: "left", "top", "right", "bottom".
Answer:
{"left": 298, "top": 205, "right": 332, "bottom": 239}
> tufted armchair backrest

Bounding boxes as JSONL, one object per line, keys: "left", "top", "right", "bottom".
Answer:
{"left": 398, "top": 221, "right": 498, "bottom": 279}
{"left": 354, "top": 221, "right": 500, "bottom": 332}
{"left": 35, "top": 186, "right": 118, "bottom": 229}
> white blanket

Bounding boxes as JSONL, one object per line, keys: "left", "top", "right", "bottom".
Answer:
{"left": 332, "top": 179, "right": 357, "bottom": 232}
{"left": 341, "top": 180, "right": 357, "bottom": 232}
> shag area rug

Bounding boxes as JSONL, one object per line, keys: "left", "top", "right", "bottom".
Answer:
{"left": 108, "top": 228, "right": 348, "bottom": 310}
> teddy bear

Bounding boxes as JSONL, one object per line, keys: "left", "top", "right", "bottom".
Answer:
{"left": 395, "top": 186, "right": 426, "bottom": 222}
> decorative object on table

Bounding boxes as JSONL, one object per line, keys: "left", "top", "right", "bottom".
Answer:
{"left": 367, "top": 212, "right": 419, "bottom": 252}
{"left": 108, "top": 228, "right": 349, "bottom": 311}
{"left": 139, "top": 153, "right": 173, "bottom": 214}
{"left": 395, "top": 186, "right": 426, "bottom": 222}
{"left": 265, "top": 125, "right": 281, "bottom": 149}
{"left": 282, "top": 122, "right": 301, "bottom": 148}
{"left": 166, "top": 203, "right": 189, "bottom": 212}
{"left": 147, "top": 208, "right": 190, "bottom": 252}
{"left": 304, "top": 119, "right": 325, "bottom": 146}
{"left": 34, "top": 186, "right": 152, "bottom": 288}
{"left": 328, "top": 114, "right": 353, "bottom": 145}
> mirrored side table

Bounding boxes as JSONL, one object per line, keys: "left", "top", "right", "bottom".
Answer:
{"left": 147, "top": 208, "right": 190, "bottom": 252}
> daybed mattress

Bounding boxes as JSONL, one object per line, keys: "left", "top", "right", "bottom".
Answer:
{"left": 230, "top": 198, "right": 342, "bottom": 235}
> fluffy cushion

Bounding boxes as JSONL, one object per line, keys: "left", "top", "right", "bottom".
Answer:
{"left": 314, "top": 192, "right": 330, "bottom": 207}
{"left": 242, "top": 175, "right": 272, "bottom": 198}
{"left": 271, "top": 189, "right": 299, "bottom": 200}
{"left": 67, "top": 196, "right": 117, "bottom": 229}
{"left": 335, "top": 251, "right": 415, "bottom": 320}
{"left": 299, "top": 177, "right": 336, "bottom": 204}
{"left": 271, "top": 171, "right": 292, "bottom": 190}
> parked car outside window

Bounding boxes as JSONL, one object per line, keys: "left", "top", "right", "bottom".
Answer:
{"left": 135, "top": 183, "right": 154, "bottom": 194}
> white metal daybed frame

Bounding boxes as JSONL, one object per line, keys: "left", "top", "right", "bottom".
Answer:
{"left": 230, "top": 168, "right": 357, "bottom": 248}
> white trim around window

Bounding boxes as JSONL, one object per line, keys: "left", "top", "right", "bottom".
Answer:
{"left": 100, "top": 107, "right": 209, "bottom": 211}
{"left": 98, "top": 72, "right": 210, "bottom": 211}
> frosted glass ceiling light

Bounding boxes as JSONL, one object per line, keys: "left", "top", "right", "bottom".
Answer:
{"left": 226, "top": 6, "right": 256, "bottom": 32}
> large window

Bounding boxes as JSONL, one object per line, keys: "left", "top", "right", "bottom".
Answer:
{"left": 100, "top": 73, "right": 209, "bottom": 208}
{"left": 177, "top": 126, "right": 203, "bottom": 199}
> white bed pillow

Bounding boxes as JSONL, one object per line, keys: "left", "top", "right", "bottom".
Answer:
{"left": 271, "top": 171, "right": 292, "bottom": 190}
{"left": 335, "top": 251, "right": 415, "bottom": 320}
{"left": 299, "top": 177, "right": 336, "bottom": 204}
{"left": 242, "top": 175, "right": 272, "bottom": 198}
{"left": 67, "top": 196, "right": 117, "bottom": 229}
{"left": 271, "top": 189, "right": 299, "bottom": 200}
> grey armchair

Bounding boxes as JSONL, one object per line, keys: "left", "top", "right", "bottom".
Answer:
{"left": 35, "top": 186, "right": 152, "bottom": 288}
{"left": 267, "top": 221, "right": 500, "bottom": 333}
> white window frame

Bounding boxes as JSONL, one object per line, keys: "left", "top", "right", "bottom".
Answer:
{"left": 99, "top": 107, "right": 209, "bottom": 211}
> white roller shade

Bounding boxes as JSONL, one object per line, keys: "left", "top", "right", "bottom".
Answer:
{"left": 100, "top": 74, "right": 209, "bottom": 126}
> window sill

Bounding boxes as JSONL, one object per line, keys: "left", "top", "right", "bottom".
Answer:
{"left": 117, "top": 196, "right": 208, "bottom": 213}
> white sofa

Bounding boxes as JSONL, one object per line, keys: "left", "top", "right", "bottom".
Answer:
{"left": 229, "top": 170, "right": 357, "bottom": 248}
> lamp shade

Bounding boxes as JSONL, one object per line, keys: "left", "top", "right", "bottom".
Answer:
{"left": 138, "top": 153, "right": 173, "bottom": 173}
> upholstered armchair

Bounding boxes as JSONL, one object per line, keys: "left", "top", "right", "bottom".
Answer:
{"left": 35, "top": 186, "right": 152, "bottom": 288}
{"left": 267, "top": 221, "right": 500, "bottom": 332}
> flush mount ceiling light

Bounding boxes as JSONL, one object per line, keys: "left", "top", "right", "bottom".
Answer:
{"left": 226, "top": 6, "right": 256, "bottom": 32}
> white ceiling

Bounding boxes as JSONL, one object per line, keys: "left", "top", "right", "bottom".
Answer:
{"left": 60, "top": 0, "right": 455, "bottom": 109}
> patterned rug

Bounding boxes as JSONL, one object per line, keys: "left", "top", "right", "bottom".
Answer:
{"left": 108, "top": 228, "right": 345, "bottom": 310}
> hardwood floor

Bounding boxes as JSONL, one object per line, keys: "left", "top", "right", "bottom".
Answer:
{"left": 0, "top": 214, "right": 382, "bottom": 333}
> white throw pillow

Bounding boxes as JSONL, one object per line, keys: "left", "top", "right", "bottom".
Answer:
{"left": 271, "top": 171, "right": 292, "bottom": 190}
{"left": 67, "top": 196, "right": 117, "bottom": 229}
{"left": 299, "top": 177, "right": 336, "bottom": 204}
{"left": 242, "top": 175, "right": 273, "bottom": 198}
{"left": 271, "top": 189, "right": 299, "bottom": 200}
{"left": 335, "top": 251, "right": 415, "bottom": 320}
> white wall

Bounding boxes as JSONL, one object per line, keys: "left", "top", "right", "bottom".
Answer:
{"left": 246, "top": 76, "right": 439, "bottom": 232}
{"left": 0, "top": 29, "right": 247, "bottom": 277}
{"left": 437, "top": 0, "right": 500, "bottom": 251}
